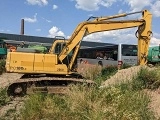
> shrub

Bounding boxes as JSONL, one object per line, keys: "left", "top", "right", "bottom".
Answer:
{"left": 101, "top": 65, "right": 118, "bottom": 79}
{"left": 93, "top": 65, "right": 118, "bottom": 87}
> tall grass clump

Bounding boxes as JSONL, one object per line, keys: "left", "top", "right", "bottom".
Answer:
{"left": 94, "top": 65, "right": 118, "bottom": 86}
{"left": 0, "top": 59, "right": 6, "bottom": 75}
{"left": 77, "top": 64, "right": 103, "bottom": 80}
{"left": 65, "top": 84, "right": 155, "bottom": 120}
{"left": 20, "top": 93, "right": 70, "bottom": 120}
{"left": 101, "top": 65, "right": 118, "bottom": 79}
{"left": 0, "top": 88, "right": 10, "bottom": 107}
{"left": 19, "top": 83, "right": 155, "bottom": 120}
{"left": 77, "top": 64, "right": 118, "bottom": 86}
{"left": 134, "top": 66, "right": 160, "bottom": 89}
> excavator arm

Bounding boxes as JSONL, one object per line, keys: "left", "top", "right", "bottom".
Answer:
{"left": 58, "top": 10, "right": 152, "bottom": 69}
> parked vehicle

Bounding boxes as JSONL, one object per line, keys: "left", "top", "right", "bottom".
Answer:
{"left": 147, "top": 45, "right": 160, "bottom": 65}
{"left": 0, "top": 39, "right": 7, "bottom": 59}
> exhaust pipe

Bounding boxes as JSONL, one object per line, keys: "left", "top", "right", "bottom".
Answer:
{"left": 20, "top": 19, "right": 24, "bottom": 35}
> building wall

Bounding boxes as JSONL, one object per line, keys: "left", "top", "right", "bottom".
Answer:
{"left": 0, "top": 33, "right": 117, "bottom": 47}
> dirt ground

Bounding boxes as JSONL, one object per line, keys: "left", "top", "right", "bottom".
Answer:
{"left": 147, "top": 89, "right": 160, "bottom": 119}
{"left": 0, "top": 66, "right": 160, "bottom": 119}
{"left": 0, "top": 73, "right": 23, "bottom": 89}
{"left": 101, "top": 65, "right": 142, "bottom": 87}
{"left": 0, "top": 73, "right": 24, "bottom": 119}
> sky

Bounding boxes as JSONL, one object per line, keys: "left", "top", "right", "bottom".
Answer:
{"left": 0, "top": 0, "right": 160, "bottom": 46}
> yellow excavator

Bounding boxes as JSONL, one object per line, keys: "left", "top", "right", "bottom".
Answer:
{"left": 5, "top": 10, "right": 152, "bottom": 96}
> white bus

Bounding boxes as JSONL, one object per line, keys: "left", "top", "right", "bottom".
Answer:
{"left": 77, "top": 44, "right": 138, "bottom": 67}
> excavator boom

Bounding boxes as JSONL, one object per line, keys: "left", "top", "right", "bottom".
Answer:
{"left": 58, "top": 10, "right": 152, "bottom": 68}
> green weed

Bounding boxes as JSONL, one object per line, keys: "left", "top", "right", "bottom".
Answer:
{"left": 135, "top": 67, "right": 160, "bottom": 89}
{"left": 0, "top": 88, "right": 10, "bottom": 107}
{"left": 94, "top": 65, "right": 118, "bottom": 86}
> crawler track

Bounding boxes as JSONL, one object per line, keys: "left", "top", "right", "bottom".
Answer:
{"left": 7, "top": 75, "right": 94, "bottom": 97}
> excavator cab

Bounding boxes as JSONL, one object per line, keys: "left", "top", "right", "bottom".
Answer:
{"left": 49, "top": 39, "right": 77, "bottom": 70}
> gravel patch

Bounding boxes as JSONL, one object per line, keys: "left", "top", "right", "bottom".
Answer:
{"left": 0, "top": 73, "right": 23, "bottom": 88}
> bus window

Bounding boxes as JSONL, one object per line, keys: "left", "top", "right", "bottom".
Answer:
{"left": 77, "top": 44, "right": 137, "bottom": 66}
{"left": 122, "top": 45, "right": 137, "bottom": 56}
{"left": 113, "top": 50, "right": 118, "bottom": 60}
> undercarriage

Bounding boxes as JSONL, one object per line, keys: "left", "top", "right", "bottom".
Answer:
{"left": 7, "top": 74, "right": 94, "bottom": 97}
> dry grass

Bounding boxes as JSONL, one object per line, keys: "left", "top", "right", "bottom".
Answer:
{"left": 18, "top": 83, "right": 155, "bottom": 120}
{"left": 77, "top": 64, "right": 102, "bottom": 80}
